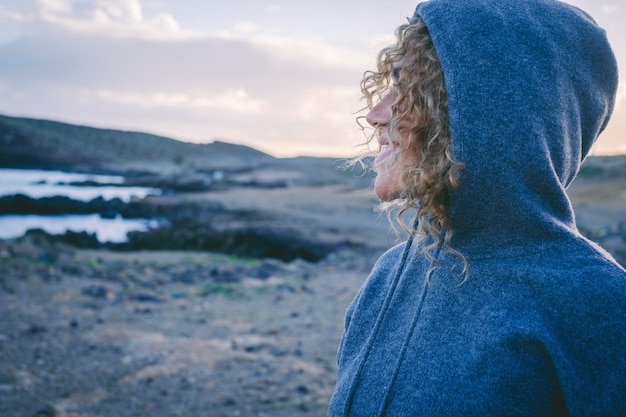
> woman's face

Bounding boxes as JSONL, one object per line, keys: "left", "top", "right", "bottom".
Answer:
{"left": 366, "top": 68, "right": 416, "bottom": 201}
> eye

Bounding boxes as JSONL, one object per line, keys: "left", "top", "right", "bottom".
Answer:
{"left": 390, "top": 65, "right": 402, "bottom": 89}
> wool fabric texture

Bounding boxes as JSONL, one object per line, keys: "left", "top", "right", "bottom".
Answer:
{"left": 327, "top": 0, "right": 625, "bottom": 416}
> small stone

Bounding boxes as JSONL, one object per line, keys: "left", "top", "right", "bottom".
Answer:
{"left": 28, "top": 325, "right": 47, "bottom": 335}
{"left": 32, "top": 404, "right": 57, "bottom": 417}
{"left": 129, "top": 293, "right": 162, "bottom": 303}
{"left": 223, "top": 397, "right": 237, "bottom": 407}
{"left": 81, "top": 285, "right": 108, "bottom": 299}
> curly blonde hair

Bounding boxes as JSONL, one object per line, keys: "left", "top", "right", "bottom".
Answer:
{"left": 357, "top": 17, "right": 465, "bottom": 276}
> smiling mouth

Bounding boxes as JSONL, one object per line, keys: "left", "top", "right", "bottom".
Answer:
{"left": 375, "top": 141, "right": 394, "bottom": 168}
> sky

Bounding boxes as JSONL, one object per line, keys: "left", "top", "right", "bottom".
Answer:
{"left": 0, "top": 0, "right": 624, "bottom": 158}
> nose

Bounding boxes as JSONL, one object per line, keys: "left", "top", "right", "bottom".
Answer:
{"left": 366, "top": 92, "right": 394, "bottom": 128}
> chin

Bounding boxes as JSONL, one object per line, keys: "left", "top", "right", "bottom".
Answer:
{"left": 374, "top": 177, "right": 401, "bottom": 201}
{"left": 375, "top": 190, "right": 401, "bottom": 201}
{"left": 374, "top": 156, "right": 405, "bottom": 201}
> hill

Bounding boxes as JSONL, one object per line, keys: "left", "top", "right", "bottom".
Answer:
{"left": 0, "top": 112, "right": 620, "bottom": 187}
{"left": 0, "top": 114, "right": 274, "bottom": 173}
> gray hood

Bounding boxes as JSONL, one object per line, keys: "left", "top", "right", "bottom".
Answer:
{"left": 414, "top": 0, "right": 618, "bottom": 256}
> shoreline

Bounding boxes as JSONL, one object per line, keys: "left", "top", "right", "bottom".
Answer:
{"left": 0, "top": 162, "right": 624, "bottom": 416}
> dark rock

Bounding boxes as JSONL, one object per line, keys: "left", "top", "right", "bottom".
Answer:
{"left": 31, "top": 405, "right": 57, "bottom": 417}
{"left": 223, "top": 397, "right": 237, "bottom": 407}
{"left": 27, "top": 325, "right": 47, "bottom": 335}
{"left": 250, "top": 259, "right": 284, "bottom": 280}
{"left": 57, "top": 231, "right": 100, "bottom": 248}
{"left": 169, "top": 291, "right": 189, "bottom": 299}
{"left": 243, "top": 344, "right": 267, "bottom": 353}
{"left": 128, "top": 293, "right": 162, "bottom": 303}
{"left": 209, "top": 266, "right": 240, "bottom": 284}
{"left": 270, "top": 347, "right": 288, "bottom": 357}
{"left": 37, "top": 251, "right": 58, "bottom": 264}
{"left": 169, "top": 266, "right": 196, "bottom": 284}
{"left": 2, "top": 192, "right": 361, "bottom": 263}
{"left": 81, "top": 285, "right": 109, "bottom": 299}
{"left": 0, "top": 194, "right": 89, "bottom": 215}
{"left": 119, "top": 216, "right": 348, "bottom": 262}
{"left": 277, "top": 283, "right": 296, "bottom": 293}
{"left": 295, "top": 385, "right": 309, "bottom": 394}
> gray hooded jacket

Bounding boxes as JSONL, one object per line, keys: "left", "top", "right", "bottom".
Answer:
{"left": 328, "top": 0, "right": 625, "bottom": 415}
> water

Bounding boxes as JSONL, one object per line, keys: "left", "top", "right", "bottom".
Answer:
{"left": 0, "top": 214, "right": 158, "bottom": 243}
{"left": 0, "top": 168, "right": 162, "bottom": 242}
{"left": 0, "top": 168, "right": 159, "bottom": 202}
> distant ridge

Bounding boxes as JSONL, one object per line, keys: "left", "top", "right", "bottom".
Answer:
{"left": 0, "top": 114, "right": 274, "bottom": 173}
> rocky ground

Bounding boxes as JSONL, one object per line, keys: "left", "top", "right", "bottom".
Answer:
{"left": 0, "top": 184, "right": 396, "bottom": 417}
{"left": 0, "top": 174, "right": 625, "bottom": 417}
{"left": 0, "top": 238, "right": 380, "bottom": 417}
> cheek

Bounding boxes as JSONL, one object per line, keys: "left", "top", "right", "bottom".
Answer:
{"left": 373, "top": 127, "right": 417, "bottom": 200}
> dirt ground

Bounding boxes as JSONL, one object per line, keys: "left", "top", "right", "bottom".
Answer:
{"left": 0, "top": 245, "right": 380, "bottom": 417}
{"left": 1, "top": 178, "right": 625, "bottom": 417}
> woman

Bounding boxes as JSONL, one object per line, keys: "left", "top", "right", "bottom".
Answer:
{"left": 328, "top": 0, "right": 626, "bottom": 416}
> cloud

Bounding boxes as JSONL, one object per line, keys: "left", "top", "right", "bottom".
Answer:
{"left": 91, "top": 0, "right": 143, "bottom": 24}
{"left": 245, "top": 35, "right": 370, "bottom": 70}
{"left": 5, "top": 1, "right": 370, "bottom": 70}
{"left": 207, "top": 29, "right": 370, "bottom": 70}
{"left": 296, "top": 87, "right": 361, "bottom": 123}
{"left": 0, "top": 6, "right": 31, "bottom": 22}
{"left": 0, "top": 0, "right": 383, "bottom": 157}
{"left": 83, "top": 88, "right": 266, "bottom": 114}
{"left": 266, "top": 5, "right": 283, "bottom": 14}
{"left": 232, "top": 22, "right": 258, "bottom": 33}
{"left": 20, "top": 0, "right": 190, "bottom": 40}
{"left": 601, "top": 3, "right": 620, "bottom": 14}
{"left": 38, "top": 0, "right": 73, "bottom": 16}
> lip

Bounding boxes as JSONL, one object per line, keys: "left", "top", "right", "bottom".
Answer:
{"left": 375, "top": 137, "right": 393, "bottom": 167}
{"left": 378, "top": 131, "right": 390, "bottom": 147}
